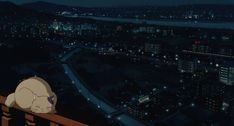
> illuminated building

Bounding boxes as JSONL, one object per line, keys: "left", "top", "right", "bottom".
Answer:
{"left": 203, "top": 97, "right": 223, "bottom": 112}
{"left": 138, "top": 95, "right": 150, "bottom": 104}
{"left": 192, "top": 41, "right": 211, "bottom": 53}
{"left": 219, "top": 64, "right": 234, "bottom": 86}
{"left": 195, "top": 82, "right": 225, "bottom": 112}
{"left": 178, "top": 59, "right": 198, "bottom": 73}
{"left": 144, "top": 43, "right": 161, "bottom": 54}
{"left": 219, "top": 48, "right": 233, "bottom": 56}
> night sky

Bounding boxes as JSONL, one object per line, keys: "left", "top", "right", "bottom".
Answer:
{"left": 2, "top": 0, "right": 234, "bottom": 7}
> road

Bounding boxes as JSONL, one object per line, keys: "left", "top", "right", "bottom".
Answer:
{"left": 61, "top": 48, "right": 146, "bottom": 126}
{"left": 61, "top": 48, "right": 80, "bottom": 62}
{"left": 182, "top": 50, "right": 234, "bottom": 59}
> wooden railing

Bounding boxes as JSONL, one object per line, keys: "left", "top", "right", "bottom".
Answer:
{"left": 0, "top": 96, "right": 88, "bottom": 126}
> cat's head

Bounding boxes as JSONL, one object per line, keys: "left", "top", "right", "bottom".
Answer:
{"left": 31, "top": 93, "right": 57, "bottom": 113}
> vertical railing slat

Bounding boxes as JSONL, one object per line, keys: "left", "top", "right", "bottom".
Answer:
{"left": 1, "top": 105, "right": 12, "bottom": 126}
{"left": 50, "top": 122, "right": 59, "bottom": 126}
{"left": 25, "top": 114, "right": 36, "bottom": 126}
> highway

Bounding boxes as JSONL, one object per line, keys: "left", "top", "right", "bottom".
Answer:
{"left": 182, "top": 50, "right": 234, "bottom": 59}
{"left": 61, "top": 48, "right": 146, "bottom": 126}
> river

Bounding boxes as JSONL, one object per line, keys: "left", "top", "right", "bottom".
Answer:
{"left": 67, "top": 15, "right": 234, "bottom": 30}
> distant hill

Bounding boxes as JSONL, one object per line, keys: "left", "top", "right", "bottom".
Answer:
{"left": 22, "top": 1, "right": 86, "bottom": 14}
{"left": 22, "top": 1, "right": 234, "bottom": 22}
{"left": 0, "top": 1, "right": 55, "bottom": 22}
{"left": 0, "top": 1, "right": 20, "bottom": 14}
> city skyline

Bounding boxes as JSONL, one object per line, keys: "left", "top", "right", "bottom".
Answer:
{"left": 2, "top": 0, "right": 234, "bottom": 7}
{"left": 0, "top": 1, "right": 233, "bottom": 126}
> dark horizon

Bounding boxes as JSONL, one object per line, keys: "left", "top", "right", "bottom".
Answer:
{"left": 1, "top": 0, "right": 234, "bottom": 7}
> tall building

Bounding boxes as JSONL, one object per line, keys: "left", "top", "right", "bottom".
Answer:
{"left": 145, "top": 43, "right": 161, "bottom": 54}
{"left": 192, "top": 41, "right": 211, "bottom": 53}
{"left": 138, "top": 26, "right": 155, "bottom": 33}
{"left": 219, "top": 64, "right": 234, "bottom": 86}
{"left": 203, "top": 97, "right": 223, "bottom": 112}
{"left": 178, "top": 59, "right": 198, "bottom": 73}
{"left": 195, "top": 83, "right": 225, "bottom": 97}
{"left": 219, "top": 48, "right": 233, "bottom": 56}
{"left": 195, "top": 83, "right": 225, "bottom": 112}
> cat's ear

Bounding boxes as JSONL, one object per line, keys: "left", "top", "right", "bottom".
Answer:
{"left": 5, "top": 93, "right": 16, "bottom": 107}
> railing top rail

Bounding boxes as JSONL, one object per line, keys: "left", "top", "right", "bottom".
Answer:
{"left": 0, "top": 95, "right": 87, "bottom": 126}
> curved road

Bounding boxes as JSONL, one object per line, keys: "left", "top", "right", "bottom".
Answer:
{"left": 61, "top": 48, "right": 146, "bottom": 126}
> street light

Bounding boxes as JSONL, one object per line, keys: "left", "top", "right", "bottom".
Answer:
{"left": 191, "top": 103, "right": 195, "bottom": 107}
{"left": 178, "top": 102, "right": 182, "bottom": 106}
{"left": 78, "top": 89, "right": 82, "bottom": 93}
{"left": 107, "top": 115, "right": 111, "bottom": 119}
{"left": 197, "top": 60, "right": 201, "bottom": 64}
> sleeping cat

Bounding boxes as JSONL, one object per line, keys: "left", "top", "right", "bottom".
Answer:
{"left": 5, "top": 77, "right": 57, "bottom": 114}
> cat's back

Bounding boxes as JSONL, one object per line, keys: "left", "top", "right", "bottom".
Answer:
{"left": 15, "top": 77, "right": 53, "bottom": 96}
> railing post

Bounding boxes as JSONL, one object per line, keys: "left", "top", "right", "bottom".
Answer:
{"left": 25, "top": 114, "right": 36, "bottom": 126}
{"left": 0, "top": 95, "right": 87, "bottom": 126}
{"left": 1, "top": 105, "right": 13, "bottom": 126}
{"left": 50, "top": 122, "right": 59, "bottom": 126}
